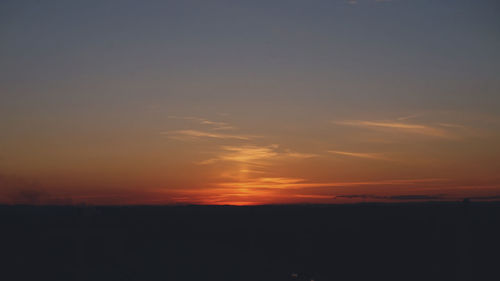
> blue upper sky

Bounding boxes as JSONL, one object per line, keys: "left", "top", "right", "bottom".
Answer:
{"left": 1, "top": 0, "right": 499, "bottom": 204}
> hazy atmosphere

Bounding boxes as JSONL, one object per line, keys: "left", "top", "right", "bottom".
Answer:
{"left": 1, "top": 0, "right": 500, "bottom": 205}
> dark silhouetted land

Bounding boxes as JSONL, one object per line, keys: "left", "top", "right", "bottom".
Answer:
{"left": 1, "top": 202, "right": 499, "bottom": 281}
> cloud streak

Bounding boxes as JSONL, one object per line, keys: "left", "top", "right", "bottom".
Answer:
{"left": 328, "top": 150, "right": 386, "bottom": 160}
{"left": 163, "top": 177, "right": 451, "bottom": 205}
{"left": 164, "top": 130, "right": 251, "bottom": 140}
{"left": 168, "top": 116, "right": 235, "bottom": 130}
{"left": 197, "top": 144, "right": 317, "bottom": 165}
{"left": 214, "top": 145, "right": 278, "bottom": 163}
{"left": 333, "top": 120, "right": 452, "bottom": 138}
{"left": 216, "top": 177, "right": 447, "bottom": 190}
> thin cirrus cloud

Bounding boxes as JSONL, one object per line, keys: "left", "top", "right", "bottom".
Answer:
{"left": 397, "top": 114, "right": 421, "bottom": 121}
{"left": 163, "top": 130, "right": 252, "bottom": 141}
{"left": 293, "top": 194, "right": 336, "bottom": 199}
{"left": 215, "top": 177, "right": 447, "bottom": 190}
{"left": 168, "top": 116, "right": 234, "bottom": 130}
{"left": 328, "top": 150, "right": 386, "bottom": 160}
{"left": 332, "top": 120, "right": 453, "bottom": 138}
{"left": 209, "top": 145, "right": 278, "bottom": 163}
{"left": 436, "top": 123, "right": 465, "bottom": 129}
{"left": 285, "top": 151, "right": 318, "bottom": 159}
{"left": 165, "top": 116, "right": 248, "bottom": 140}
{"left": 161, "top": 177, "right": 450, "bottom": 205}
{"left": 198, "top": 145, "right": 317, "bottom": 165}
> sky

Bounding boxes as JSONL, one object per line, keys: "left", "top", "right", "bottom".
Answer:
{"left": 1, "top": 0, "right": 500, "bottom": 205}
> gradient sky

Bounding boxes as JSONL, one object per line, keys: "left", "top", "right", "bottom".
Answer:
{"left": 1, "top": 0, "right": 500, "bottom": 205}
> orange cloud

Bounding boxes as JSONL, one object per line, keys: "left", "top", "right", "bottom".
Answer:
{"left": 328, "top": 150, "right": 386, "bottom": 160}
{"left": 164, "top": 130, "right": 251, "bottom": 140}
{"left": 333, "top": 120, "right": 452, "bottom": 138}
{"left": 216, "top": 177, "right": 447, "bottom": 190}
{"left": 160, "top": 177, "right": 452, "bottom": 205}
{"left": 169, "top": 116, "right": 235, "bottom": 130}
{"left": 198, "top": 145, "right": 317, "bottom": 165}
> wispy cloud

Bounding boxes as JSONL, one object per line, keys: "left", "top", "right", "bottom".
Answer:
{"left": 218, "top": 145, "right": 278, "bottom": 162}
{"left": 162, "top": 177, "right": 454, "bottom": 205}
{"left": 216, "top": 177, "right": 447, "bottom": 190}
{"left": 197, "top": 145, "right": 277, "bottom": 165}
{"left": 293, "top": 194, "right": 336, "bottom": 199}
{"left": 436, "top": 123, "right": 465, "bottom": 129}
{"left": 285, "top": 151, "right": 319, "bottom": 159}
{"left": 198, "top": 145, "right": 318, "bottom": 165}
{"left": 164, "top": 130, "right": 251, "bottom": 140}
{"left": 328, "top": 150, "right": 386, "bottom": 160}
{"left": 333, "top": 120, "right": 452, "bottom": 138}
{"left": 198, "top": 119, "right": 234, "bottom": 130}
{"left": 397, "top": 113, "right": 421, "bottom": 121}
{"left": 168, "top": 116, "right": 234, "bottom": 130}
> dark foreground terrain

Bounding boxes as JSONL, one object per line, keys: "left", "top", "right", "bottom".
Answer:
{"left": 1, "top": 202, "right": 499, "bottom": 281}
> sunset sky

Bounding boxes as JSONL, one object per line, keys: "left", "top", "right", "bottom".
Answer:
{"left": 1, "top": 0, "right": 499, "bottom": 205}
